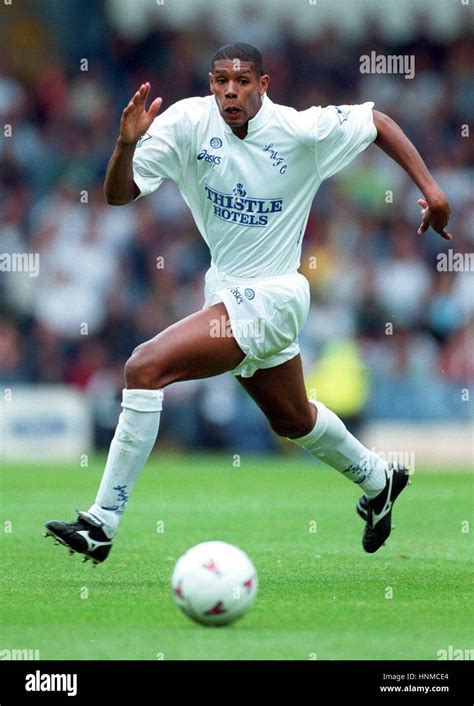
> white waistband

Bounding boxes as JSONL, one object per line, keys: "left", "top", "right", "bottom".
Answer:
{"left": 209, "top": 261, "right": 300, "bottom": 284}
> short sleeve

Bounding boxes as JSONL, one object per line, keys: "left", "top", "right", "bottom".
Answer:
{"left": 312, "top": 102, "right": 377, "bottom": 181}
{"left": 132, "top": 102, "right": 183, "bottom": 200}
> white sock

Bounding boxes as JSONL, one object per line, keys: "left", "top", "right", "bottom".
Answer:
{"left": 85, "top": 388, "right": 163, "bottom": 538}
{"left": 290, "top": 401, "right": 387, "bottom": 498}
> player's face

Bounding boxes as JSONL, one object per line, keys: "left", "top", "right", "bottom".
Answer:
{"left": 209, "top": 60, "right": 269, "bottom": 137}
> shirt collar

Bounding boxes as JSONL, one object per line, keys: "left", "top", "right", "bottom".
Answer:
{"left": 219, "top": 93, "right": 273, "bottom": 137}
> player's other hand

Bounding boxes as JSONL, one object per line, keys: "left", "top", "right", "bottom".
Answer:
{"left": 119, "top": 83, "right": 162, "bottom": 146}
{"left": 417, "top": 193, "right": 452, "bottom": 240}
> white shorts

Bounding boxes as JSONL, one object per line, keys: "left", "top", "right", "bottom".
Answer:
{"left": 202, "top": 263, "right": 310, "bottom": 378}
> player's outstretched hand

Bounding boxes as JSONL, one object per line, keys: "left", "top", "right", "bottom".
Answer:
{"left": 417, "top": 196, "right": 452, "bottom": 240}
{"left": 119, "top": 82, "right": 162, "bottom": 146}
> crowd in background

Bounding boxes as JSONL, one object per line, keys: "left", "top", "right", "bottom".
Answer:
{"left": 0, "top": 1, "right": 472, "bottom": 449}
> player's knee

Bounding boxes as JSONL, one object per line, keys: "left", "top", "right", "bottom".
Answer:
{"left": 125, "top": 344, "right": 161, "bottom": 389}
{"left": 269, "top": 411, "right": 315, "bottom": 439}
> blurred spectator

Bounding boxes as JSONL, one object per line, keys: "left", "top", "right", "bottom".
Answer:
{"left": 0, "top": 319, "right": 32, "bottom": 382}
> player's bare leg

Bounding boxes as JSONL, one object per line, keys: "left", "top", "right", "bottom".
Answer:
{"left": 235, "top": 354, "right": 316, "bottom": 438}
{"left": 236, "top": 355, "right": 410, "bottom": 553}
{"left": 45, "top": 303, "right": 245, "bottom": 563}
{"left": 124, "top": 302, "right": 245, "bottom": 389}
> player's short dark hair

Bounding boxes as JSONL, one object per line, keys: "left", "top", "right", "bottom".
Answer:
{"left": 212, "top": 43, "right": 264, "bottom": 77}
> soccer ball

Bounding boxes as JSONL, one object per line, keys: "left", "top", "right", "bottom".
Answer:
{"left": 171, "top": 541, "right": 258, "bottom": 626}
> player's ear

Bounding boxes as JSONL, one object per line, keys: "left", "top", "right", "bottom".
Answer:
{"left": 259, "top": 74, "right": 270, "bottom": 96}
{"left": 209, "top": 72, "right": 215, "bottom": 94}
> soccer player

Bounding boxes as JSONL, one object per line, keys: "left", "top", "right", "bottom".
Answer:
{"left": 45, "top": 43, "right": 451, "bottom": 564}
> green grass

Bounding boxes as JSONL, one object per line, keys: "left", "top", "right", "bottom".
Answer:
{"left": 0, "top": 454, "right": 472, "bottom": 660}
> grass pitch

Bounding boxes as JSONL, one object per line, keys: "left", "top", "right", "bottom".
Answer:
{"left": 0, "top": 454, "right": 472, "bottom": 660}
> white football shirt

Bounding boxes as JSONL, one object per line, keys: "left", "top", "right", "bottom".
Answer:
{"left": 133, "top": 94, "right": 376, "bottom": 278}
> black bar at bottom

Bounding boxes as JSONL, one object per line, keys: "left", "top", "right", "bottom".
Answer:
{"left": 0, "top": 660, "right": 471, "bottom": 704}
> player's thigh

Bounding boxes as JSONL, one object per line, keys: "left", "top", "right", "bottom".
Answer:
{"left": 126, "top": 302, "right": 245, "bottom": 387}
{"left": 235, "top": 355, "right": 316, "bottom": 437}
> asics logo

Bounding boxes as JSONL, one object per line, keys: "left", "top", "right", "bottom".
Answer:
{"left": 230, "top": 287, "right": 243, "bottom": 305}
{"left": 372, "top": 470, "right": 394, "bottom": 524}
{"left": 76, "top": 530, "right": 111, "bottom": 551}
{"left": 197, "top": 149, "right": 221, "bottom": 165}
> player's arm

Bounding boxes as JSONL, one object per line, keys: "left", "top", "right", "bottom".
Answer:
{"left": 104, "top": 83, "right": 162, "bottom": 206}
{"left": 372, "top": 110, "right": 452, "bottom": 240}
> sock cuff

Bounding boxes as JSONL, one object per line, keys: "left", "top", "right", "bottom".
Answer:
{"left": 289, "top": 400, "right": 329, "bottom": 447}
{"left": 122, "top": 388, "right": 164, "bottom": 412}
{"left": 312, "top": 400, "right": 330, "bottom": 438}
